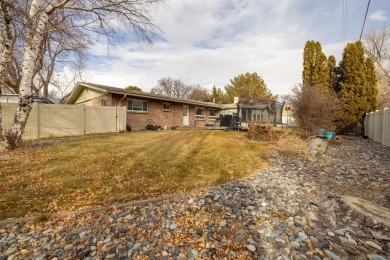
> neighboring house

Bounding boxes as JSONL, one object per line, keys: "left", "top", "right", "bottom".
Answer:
{"left": 66, "top": 82, "right": 221, "bottom": 130}
{"left": 282, "top": 104, "right": 294, "bottom": 126}
{"left": 0, "top": 94, "right": 59, "bottom": 104}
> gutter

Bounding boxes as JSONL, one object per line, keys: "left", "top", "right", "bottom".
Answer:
{"left": 108, "top": 90, "right": 221, "bottom": 108}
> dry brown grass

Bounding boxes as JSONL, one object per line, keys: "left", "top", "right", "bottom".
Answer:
{"left": 272, "top": 127, "right": 308, "bottom": 158}
{"left": 0, "top": 130, "right": 269, "bottom": 220}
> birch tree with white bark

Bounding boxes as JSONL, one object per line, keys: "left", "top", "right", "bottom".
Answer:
{"left": 363, "top": 26, "right": 390, "bottom": 108}
{"left": 0, "top": 0, "right": 163, "bottom": 149}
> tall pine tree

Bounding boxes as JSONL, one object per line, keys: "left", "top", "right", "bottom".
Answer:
{"left": 210, "top": 85, "right": 227, "bottom": 103}
{"left": 327, "top": 55, "right": 337, "bottom": 91}
{"left": 302, "top": 41, "right": 316, "bottom": 87}
{"left": 337, "top": 41, "right": 378, "bottom": 131}
{"left": 302, "top": 40, "right": 330, "bottom": 91}
{"left": 365, "top": 58, "right": 378, "bottom": 112}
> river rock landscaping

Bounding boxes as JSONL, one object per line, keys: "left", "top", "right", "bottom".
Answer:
{"left": 0, "top": 136, "right": 389, "bottom": 259}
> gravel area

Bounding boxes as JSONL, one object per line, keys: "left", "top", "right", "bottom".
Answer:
{"left": 0, "top": 136, "right": 389, "bottom": 259}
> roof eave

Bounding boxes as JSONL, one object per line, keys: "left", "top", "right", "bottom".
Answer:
{"left": 107, "top": 89, "right": 221, "bottom": 108}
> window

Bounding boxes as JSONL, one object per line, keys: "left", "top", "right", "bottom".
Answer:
{"left": 195, "top": 107, "right": 205, "bottom": 119}
{"left": 127, "top": 100, "right": 148, "bottom": 112}
{"left": 252, "top": 109, "right": 263, "bottom": 122}
{"left": 163, "top": 103, "right": 170, "bottom": 111}
{"left": 209, "top": 109, "right": 218, "bottom": 120}
{"left": 101, "top": 98, "right": 108, "bottom": 106}
{"left": 241, "top": 108, "right": 252, "bottom": 122}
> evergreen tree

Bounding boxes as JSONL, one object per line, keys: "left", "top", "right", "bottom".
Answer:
{"left": 126, "top": 86, "right": 142, "bottom": 91}
{"left": 302, "top": 40, "right": 330, "bottom": 90}
{"left": 210, "top": 85, "right": 227, "bottom": 103}
{"left": 327, "top": 55, "right": 337, "bottom": 91}
{"left": 313, "top": 42, "right": 330, "bottom": 89}
{"left": 337, "top": 41, "right": 372, "bottom": 131}
{"left": 365, "top": 58, "right": 378, "bottom": 111}
{"left": 224, "top": 72, "right": 276, "bottom": 102}
{"left": 302, "top": 40, "right": 315, "bottom": 87}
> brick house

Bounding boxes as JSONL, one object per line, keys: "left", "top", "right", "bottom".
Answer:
{"left": 66, "top": 82, "right": 222, "bottom": 130}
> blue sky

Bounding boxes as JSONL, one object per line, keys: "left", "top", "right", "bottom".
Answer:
{"left": 83, "top": 0, "right": 389, "bottom": 96}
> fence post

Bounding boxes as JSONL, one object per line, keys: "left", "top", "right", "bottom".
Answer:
{"left": 373, "top": 110, "right": 378, "bottom": 142}
{"left": 364, "top": 112, "right": 368, "bottom": 136}
{"left": 80, "top": 104, "right": 85, "bottom": 135}
{"left": 116, "top": 106, "right": 119, "bottom": 133}
{"left": 36, "top": 102, "right": 40, "bottom": 139}
{"left": 383, "top": 107, "right": 388, "bottom": 146}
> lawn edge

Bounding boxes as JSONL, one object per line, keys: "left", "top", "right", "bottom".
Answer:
{"left": 0, "top": 192, "right": 190, "bottom": 227}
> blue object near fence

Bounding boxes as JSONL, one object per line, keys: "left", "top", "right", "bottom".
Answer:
{"left": 324, "top": 131, "right": 335, "bottom": 140}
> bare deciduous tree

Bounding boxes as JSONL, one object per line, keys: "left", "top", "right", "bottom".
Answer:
{"left": 33, "top": 14, "right": 91, "bottom": 98}
{"left": 363, "top": 26, "right": 390, "bottom": 108}
{"left": 0, "top": 0, "right": 163, "bottom": 149}
{"left": 187, "top": 86, "right": 210, "bottom": 102}
{"left": 288, "top": 84, "right": 340, "bottom": 138}
{"left": 151, "top": 77, "right": 193, "bottom": 99}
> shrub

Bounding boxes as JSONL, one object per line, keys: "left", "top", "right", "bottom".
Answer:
{"left": 246, "top": 122, "right": 278, "bottom": 142}
{"left": 288, "top": 84, "right": 340, "bottom": 138}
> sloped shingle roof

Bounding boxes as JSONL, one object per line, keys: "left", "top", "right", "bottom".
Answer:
{"left": 67, "top": 82, "right": 221, "bottom": 108}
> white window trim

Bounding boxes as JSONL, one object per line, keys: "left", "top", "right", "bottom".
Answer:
{"left": 195, "top": 107, "right": 205, "bottom": 119}
{"left": 101, "top": 98, "right": 108, "bottom": 106}
{"left": 163, "top": 103, "right": 171, "bottom": 112}
{"left": 209, "top": 109, "right": 218, "bottom": 120}
{"left": 127, "top": 99, "right": 148, "bottom": 112}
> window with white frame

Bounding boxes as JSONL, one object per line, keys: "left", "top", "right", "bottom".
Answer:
{"left": 127, "top": 99, "right": 148, "bottom": 112}
{"left": 209, "top": 109, "right": 218, "bottom": 119}
{"left": 195, "top": 107, "right": 205, "bottom": 119}
{"left": 163, "top": 103, "right": 170, "bottom": 111}
{"left": 101, "top": 98, "right": 108, "bottom": 106}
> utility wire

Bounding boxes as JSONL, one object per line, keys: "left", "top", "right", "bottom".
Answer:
{"left": 359, "top": 0, "right": 371, "bottom": 41}
{"left": 342, "top": 0, "right": 344, "bottom": 48}
{"left": 342, "top": 0, "right": 348, "bottom": 49}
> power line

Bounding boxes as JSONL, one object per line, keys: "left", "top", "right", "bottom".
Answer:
{"left": 359, "top": 0, "right": 371, "bottom": 41}
{"left": 342, "top": 0, "right": 348, "bottom": 49}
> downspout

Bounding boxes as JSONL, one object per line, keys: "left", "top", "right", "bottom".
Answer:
{"left": 119, "top": 94, "right": 127, "bottom": 106}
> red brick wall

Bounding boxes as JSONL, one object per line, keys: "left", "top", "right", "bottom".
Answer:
{"left": 110, "top": 94, "right": 217, "bottom": 130}
{"left": 89, "top": 94, "right": 113, "bottom": 106}
{"left": 126, "top": 101, "right": 183, "bottom": 130}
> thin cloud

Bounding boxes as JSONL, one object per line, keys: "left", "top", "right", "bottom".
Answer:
{"left": 369, "top": 10, "right": 388, "bottom": 21}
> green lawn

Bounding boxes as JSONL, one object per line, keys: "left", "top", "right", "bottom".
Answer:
{"left": 0, "top": 130, "right": 270, "bottom": 220}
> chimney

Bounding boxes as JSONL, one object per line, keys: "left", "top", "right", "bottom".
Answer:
{"left": 233, "top": 97, "right": 239, "bottom": 104}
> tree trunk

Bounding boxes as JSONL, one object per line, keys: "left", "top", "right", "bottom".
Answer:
{"left": 0, "top": 0, "right": 13, "bottom": 145}
{"left": 3, "top": 0, "right": 52, "bottom": 149}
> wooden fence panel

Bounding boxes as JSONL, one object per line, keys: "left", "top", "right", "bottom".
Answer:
{"left": 85, "top": 106, "right": 117, "bottom": 134}
{"left": 365, "top": 107, "right": 389, "bottom": 147}
{"left": 1, "top": 103, "right": 125, "bottom": 140}
{"left": 374, "top": 110, "right": 383, "bottom": 143}
{"left": 38, "top": 104, "right": 84, "bottom": 138}
{"left": 117, "top": 106, "right": 127, "bottom": 132}
{"left": 383, "top": 108, "right": 390, "bottom": 147}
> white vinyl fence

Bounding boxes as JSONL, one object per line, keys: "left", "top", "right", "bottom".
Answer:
{"left": 1, "top": 103, "right": 126, "bottom": 140}
{"left": 365, "top": 107, "right": 390, "bottom": 147}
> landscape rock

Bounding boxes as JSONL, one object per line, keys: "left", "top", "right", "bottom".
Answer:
{"left": 308, "top": 138, "right": 328, "bottom": 156}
